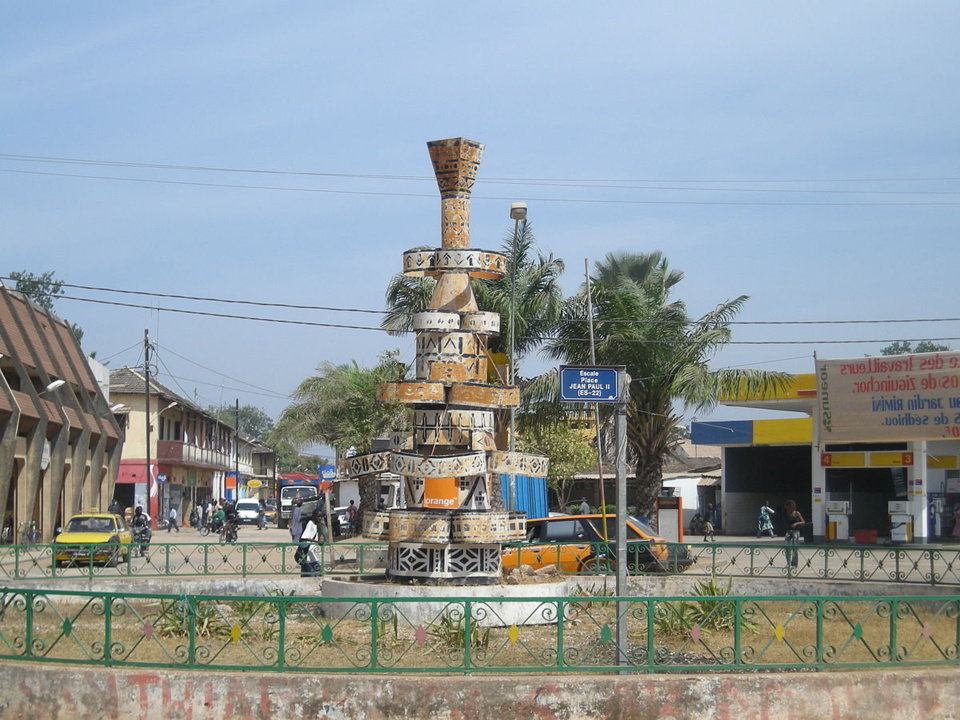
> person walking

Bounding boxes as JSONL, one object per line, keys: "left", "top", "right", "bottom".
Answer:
{"left": 784, "top": 500, "right": 804, "bottom": 570}
{"left": 579, "top": 499, "right": 590, "bottom": 515}
{"left": 290, "top": 498, "right": 304, "bottom": 544}
{"left": 296, "top": 509, "right": 324, "bottom": 577}
{"left": 346, "top": 500, "right": 358, "bottom": 534}
{"left": 757, "top": 501, "right": 776, "bottom": 538}
{"left": 167, "top": 506, "right": 179, "bottom": 533}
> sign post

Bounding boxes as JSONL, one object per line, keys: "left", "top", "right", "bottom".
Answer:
{"left": 560, "top": 365, "right": 629, "bottom": 667}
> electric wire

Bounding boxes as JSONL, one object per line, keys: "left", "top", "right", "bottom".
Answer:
{"left": 4, "top": 152, "right": 960, "bottom": 187}
{"left": 6, "top": 276, "right": 959, "bottom": 329}
{"left": 2, "top": 166, "right": 959, "bottom": 206}
{"left": 58, "top": 293, "right": 960, "bottom": 347}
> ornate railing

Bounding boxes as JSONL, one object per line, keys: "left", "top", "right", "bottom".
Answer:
{"left": 0, "top": 587, "right": 956, "bottom": 673}
{"left": 0, "top": 542, "right": 388, "bottom": 580}
{"left": 685, "top": 542, "right": 960, "bottom": 586}
{"left": 3, "top": 540, "right": 960, "bottom": 586}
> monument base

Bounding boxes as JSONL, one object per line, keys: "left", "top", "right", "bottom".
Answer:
{"left": 387, "top": 541, "right": 501, "bottom": 585}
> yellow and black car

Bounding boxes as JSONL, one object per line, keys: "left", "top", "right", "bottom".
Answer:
{"left": 54, "top": 510, "right": 132, "bottom": 567}
{"left": 503, "top": 513, "right": 695, "bottom": 574}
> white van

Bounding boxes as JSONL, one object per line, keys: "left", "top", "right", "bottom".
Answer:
{"left": 235, "top": 499, "right": 261, "bottom": 525}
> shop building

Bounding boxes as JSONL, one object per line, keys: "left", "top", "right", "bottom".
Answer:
{"left": 692, "top": 357, "right": 960, "bottom": 543}
{"left": 0, "top": 284, "right": 124, "bottom": 542}
{"left": 109, "top": 368, "right": 275, "bottom": 525}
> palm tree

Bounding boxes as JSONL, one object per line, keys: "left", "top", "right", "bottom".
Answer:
{"left": 382, "top": 221, "right": 565, "bottom": 374}
{"left": 274, "top": 351, "right": 411, "bottom": 519}
{"left": 543, "top": 251, "right": 790, "bottom": 524}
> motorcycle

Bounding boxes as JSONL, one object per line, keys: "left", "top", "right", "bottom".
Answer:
{"left": 219, "top": 519, "right": 239, "bottom": 544}
{"left": 132, "top": 524, "right": 151, "bottom": 557}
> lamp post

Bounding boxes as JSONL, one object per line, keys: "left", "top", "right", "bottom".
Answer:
{"left": 508, "top": 202, "right": 527, "bottom": 511}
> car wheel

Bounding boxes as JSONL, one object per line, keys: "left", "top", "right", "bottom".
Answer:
{"left": 580, "top": 557, "right": 615, "bottom": 575}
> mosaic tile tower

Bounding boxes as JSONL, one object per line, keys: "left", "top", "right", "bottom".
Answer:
{"left": 347, "top": 138, "right": 548, "bottom": 584}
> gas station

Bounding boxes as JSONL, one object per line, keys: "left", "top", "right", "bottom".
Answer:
{"left": 691, "top": 350, "right": 960, "bottom": 544}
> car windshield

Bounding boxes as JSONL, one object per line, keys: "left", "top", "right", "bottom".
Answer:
{"left": 65, "top": 517, "right": 115, "bottom": 534}
{"left": 280, "top": 487, "right": 317, "bottom": 500}
{"left": 236, "top": 501, "right": 259, "bottom": 511}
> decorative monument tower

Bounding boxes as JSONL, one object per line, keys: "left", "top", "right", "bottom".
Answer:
{"left": 346, "top": 138, "right": 548, "bottom": 584}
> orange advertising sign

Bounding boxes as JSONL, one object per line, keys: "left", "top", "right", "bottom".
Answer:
{"left": 422, "top": 477, "right": 459, "bottom": 509}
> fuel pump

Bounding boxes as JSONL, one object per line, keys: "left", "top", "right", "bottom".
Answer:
{"left": 888, "top": 500, "right": 913, "bottom": 543}
{"left": 825, "top": 500, "right": 851, "bottom": 542}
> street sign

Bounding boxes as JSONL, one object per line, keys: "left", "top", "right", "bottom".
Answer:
{"left": 559, "top": 366, "right": 622, "bottom": 403}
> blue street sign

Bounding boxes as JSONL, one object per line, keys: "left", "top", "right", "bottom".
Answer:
{"left": 559, "top": 366, "right": 622, "bottom": 403}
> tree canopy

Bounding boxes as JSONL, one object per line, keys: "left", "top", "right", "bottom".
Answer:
{"left": 382, "top": 221, "right": 564, "bottom": 377}
{"left": 273, "top": 350, "right": 409, "bottom": 455}
{"left": 206, "top": 403, "right": 275, "bottom": 441}
{"left": 542, "top": 251, "right": 790, "bottom": 523}
{"left": 7, "top": 270, "right": 84, "bottom": 343}
{"left": 879, "top": 340, "right": 951, "bottom": 356}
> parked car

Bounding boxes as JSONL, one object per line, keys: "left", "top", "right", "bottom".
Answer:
{"left": 502, "top": 514, "right": 694, "bottom": 574}
{"left": 54, "top": 510, "right": 132, "bottom": 566}
{"left": 234, "top": 499, "right": 262, "bottom": 525}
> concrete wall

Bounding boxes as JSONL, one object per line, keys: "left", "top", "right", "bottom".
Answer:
{"left": 0, "top": 663, "right": 957, "bottom": 720}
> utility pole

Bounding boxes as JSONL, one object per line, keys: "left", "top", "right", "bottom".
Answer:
{"left": 144, "top": 329, "right": 153, "bottom": 527}
{"left": 235, "top": 399, "right": 240, "bottom": 498}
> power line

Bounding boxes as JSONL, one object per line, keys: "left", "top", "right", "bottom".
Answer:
{"left": 61, "top": 295, "right": 385, "bottom": 332}
{"left": 2, "top": 166, "right": 959, "bottom": 207}
{"left": 156, "top": 344, "right": 292, "bottom": 399}
{"left": 57, "top": 294, "right": 960, "bottom": 347}
{"left": 6, "top": 277, "right": 958, "bottom": 328}
{"left": 4, "top": 152, "right": 960, "bottom": 186}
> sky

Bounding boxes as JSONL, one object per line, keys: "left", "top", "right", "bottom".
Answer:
{"left": 3, "top": 2, "right": 959, "bottom": 435}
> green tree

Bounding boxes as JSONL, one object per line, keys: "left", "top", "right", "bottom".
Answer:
{"left": 207, "top": 404, "right": 275, "bottom": 441}
{"left": 274, "top": 351, "right": 411, "bottom": 517}
{"left": 267, "top": 437, "right": 328, "bottom": 475}
{"left": 879, "top": 340, "right": 950, "bottom": 356}
{"left": 518, "top": 420, "right": 595, "bottom": 511}
{"left": 7, "top": 270, "right": 84, "bottom": 343}
{"left": 543, "top": 251, "right": 790, "bottom": 525}
{"left": 8, "top": 270, "right": 64, "bottom": 310}
{"left": 382, "top": 221, "right": 565, "bottom": 371}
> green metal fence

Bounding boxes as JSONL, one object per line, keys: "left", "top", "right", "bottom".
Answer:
{"left": 0, "top": 542, "right": 389, "bottom": 580}
{"left": 5, "top": 540, "right": 960, "bottom": 586}
{"left": 0, "top": 586, "right": 956, "bottom": 674}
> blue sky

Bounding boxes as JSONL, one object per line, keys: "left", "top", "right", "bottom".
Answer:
{"left": 3, "top": 2, "right": 959, "bottom": 428}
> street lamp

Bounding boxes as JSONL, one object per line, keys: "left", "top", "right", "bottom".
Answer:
{"left": 43, "top": 379, "right": 66, "bottom": 393}
{"left": 508, "top": 202, "right": 527, "bottom": 511}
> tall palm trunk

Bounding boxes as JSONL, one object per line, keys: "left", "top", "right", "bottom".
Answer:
{"left": 357, "top": 475, "right": 381, "bottom": 531}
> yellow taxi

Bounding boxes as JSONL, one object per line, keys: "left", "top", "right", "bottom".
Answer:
{"left": 502, "top": 514, "right": 694, "bottom": 574}
{"left": 54, "top": 510, "right": 132, "bottom": 566}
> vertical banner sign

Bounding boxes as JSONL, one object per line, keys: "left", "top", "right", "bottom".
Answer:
{"left": 817, "top": 351, "right": 960, "bottom": 442}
